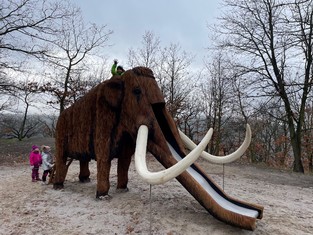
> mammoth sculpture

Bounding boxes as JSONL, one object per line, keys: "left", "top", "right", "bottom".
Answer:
{"left": 53, "top": 67, "right": 263, "bottom": 230}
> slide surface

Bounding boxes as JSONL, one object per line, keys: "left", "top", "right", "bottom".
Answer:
{"left": 165, "top": 143, "right": 263, "bottom": 230}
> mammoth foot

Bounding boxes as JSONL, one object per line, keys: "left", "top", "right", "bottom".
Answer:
{"left": 53, "top": 182, "right": 64, "bottom": 190}
{"left": 79, "top": 176, "right": 91, "bottom": 183}
{"left": 96, "top": 191, "right": 112, "bottom": 200}
{"left": 116, "top": 187, "right": 129, "bottom": 193}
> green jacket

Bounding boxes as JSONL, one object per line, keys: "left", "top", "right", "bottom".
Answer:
{"left": 111, "top": 63, "right": 124, "bottom": 76}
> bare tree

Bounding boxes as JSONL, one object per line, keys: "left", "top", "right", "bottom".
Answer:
{"left": 41, "top": 6, "right": 112, "bottom": 113}
{"left": 212, "top": 0, "right": 313, "bottom": 172}
{"left": 0, "top": 0, "right": 73, "bottom": 116}
{"left": 178, "top": 93, "right": 204, "bottom": 142}
{"left": 0, "top": 0, "right": 71, "bottom": 72}
{"left": 9, "top": 81, "right": 42, "bottom": 140}
{"left": 0, "top": 113, "right": 44, "bottom": 139}
{"left": 0, "top": 80, "right": 42, "bottom": 140}
{"left": 302, "top": 101, "right": 313, "bottom": 172}
{"left": 247, "top": 101, "right": 290, "bottom": 165}
{"left": 200, "top": 52, "right": 235, "bottom": 154}
{"left": 127, "top": 31, "right": 161, "bottom": 69}
{"left": 0, "top": 76, "right": 16, "bottom": 112}
{"left": 157, "top": 43, "right": 195, "bottom": 120}
{"left": 37, "top": 113, "right": 58, "bottom": 137}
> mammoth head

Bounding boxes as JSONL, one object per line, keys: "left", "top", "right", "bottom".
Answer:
{"left": 97, "top": 78, "right": 124, "bottom": 110}
{"left": 97, "top": 67, "right": 165, "bottom": 116}
{"left": 97, "top": 67, "right": 167, "bottom": 141}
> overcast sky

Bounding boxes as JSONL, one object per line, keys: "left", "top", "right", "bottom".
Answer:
{"left": 73, "top": 0, "right": 222, "bottom": 67}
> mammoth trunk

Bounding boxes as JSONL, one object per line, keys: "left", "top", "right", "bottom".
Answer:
{"left": 150, "top": 103, "right": 186, "bottom": 157}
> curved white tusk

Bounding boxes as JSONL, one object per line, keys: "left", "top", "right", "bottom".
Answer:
{"left": 179, "top": 124, "right": 251, "bottom": 164}
{"left": 135, "top": 125, "right": 213, "bottom": 185}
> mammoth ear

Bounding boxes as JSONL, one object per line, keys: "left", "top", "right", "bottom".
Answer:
{"left": 98, "top": 79, "right": 124, "bottom": 110}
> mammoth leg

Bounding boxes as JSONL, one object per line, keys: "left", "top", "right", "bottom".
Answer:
{"left": 53, "top": 155, "right": 69, "bottom": 190}
{"left": 96, "top": 158, "right": 111, "bottom": 199}
{"left": 116, "top": 144, "right": 134, "bottom": 191}
{"left": 79, "top": 160, "right": 91, "bottom": 183}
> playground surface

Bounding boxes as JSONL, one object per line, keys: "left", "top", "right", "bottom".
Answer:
{"left": 0, "top": 152, "right": 312, "bottom": 235}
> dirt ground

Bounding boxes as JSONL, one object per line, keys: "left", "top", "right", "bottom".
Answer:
{"left": 0, "top": 138, "right": 312, "bottom": 235}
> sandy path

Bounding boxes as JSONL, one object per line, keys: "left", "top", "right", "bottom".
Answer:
{"left": 0, "top": 157, "right": 312, "bottom": 235}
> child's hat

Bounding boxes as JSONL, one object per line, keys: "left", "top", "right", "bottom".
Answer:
{"left": 41, "top": 145, "right": 51, "bottom": 151}
{"left": 117, "top": 65, "right": 124, "bottom": 71}
{"left": 32, "top": 145, "right": 39, "bottom": 150}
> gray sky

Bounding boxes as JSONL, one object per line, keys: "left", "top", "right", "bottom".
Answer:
{"left": 73, "top": 0, "right": 222, "bottom": 67}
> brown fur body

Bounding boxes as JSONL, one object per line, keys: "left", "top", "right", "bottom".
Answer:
{"left": 53, "top": 67, "right": 263, "bottom": 230}
{"left": 54, "top": 67, "right": 165, "bottom": 195}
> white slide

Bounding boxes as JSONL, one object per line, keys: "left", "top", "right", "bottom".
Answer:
{"left": 167, "top": 143, "right": 263, "bottom": 230}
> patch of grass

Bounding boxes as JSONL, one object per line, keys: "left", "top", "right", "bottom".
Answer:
{"left": 0, "top": 137, "right": 55, "bottom": 165}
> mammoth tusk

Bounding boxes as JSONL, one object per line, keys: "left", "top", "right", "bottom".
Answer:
{"left": 135, "top": 125, "right": 213, "bottom": 185}
{"left": 179, "top": 124, "right": 251, "bottom": 164}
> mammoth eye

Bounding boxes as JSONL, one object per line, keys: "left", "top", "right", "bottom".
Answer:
{"left": 133, "top": 87, "right": 141, "bottom": 96}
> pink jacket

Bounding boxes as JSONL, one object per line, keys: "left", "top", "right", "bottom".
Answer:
{"left": 29, "top": 151, "right": 42, "bottom": 166}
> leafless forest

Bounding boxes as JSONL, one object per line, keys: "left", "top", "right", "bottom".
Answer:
{"left": 1, "top": 1, "right": 313, "bottom": 173}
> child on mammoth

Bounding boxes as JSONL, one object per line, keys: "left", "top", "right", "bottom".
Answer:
{"left": 41, "top": 145, "right": 54, "bottom": 184}
{"left": 111, "top": 59, "right": 125, "bottom": 76}
{"left": 29, "top": 145, "right": 42, "bottom": 182}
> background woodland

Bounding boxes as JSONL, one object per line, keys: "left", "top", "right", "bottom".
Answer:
{"left": 1, "top": 0, "right": 313, "bottom": 173}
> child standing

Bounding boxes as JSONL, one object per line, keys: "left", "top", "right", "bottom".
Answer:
{"left": 29, "top": 145, "right": 42, "bottom": 182}
{"left": 41, "top": 145, "right": 54, "bottom": 184}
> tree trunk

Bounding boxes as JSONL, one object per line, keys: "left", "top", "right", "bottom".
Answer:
{"left": 290, "top": 133, "right": 304, "bottom": 173}
{"left": 18, "top": 101, "right": 29, "bottom": 141}
{"left": 308, "top": 154, "right": 312, "bottom": 173}
{"left": 59, "top": 65, "right": 72, "bottom": 114}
